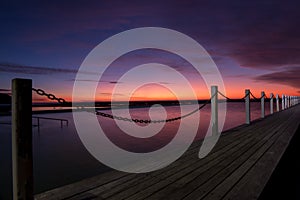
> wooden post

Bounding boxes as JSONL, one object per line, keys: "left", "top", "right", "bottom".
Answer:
{"left": 285, "top": 95, "right": 287, "bottom": 109}
{"left": 276, "top": 94, "right": 279, "bottom": 112}
{"left": 270, "top": 93, "right": 273, "bottom": 114}
{"left": 12, "top": 78, "right": 33, "bottom": 200}
{"left": 261, "top": 91, "right": 265, "bottom": 118}
{"left": 293, "top": 96, "right": 295, "bottom": 105}
{"left": 282, "top": 94, "right": 285, "bottom": 110}
{"left": 211, "top": 86, "right": 218, "bottom": 136}
{"left": 245, "top": 89, "right": 250, "bottom": 124}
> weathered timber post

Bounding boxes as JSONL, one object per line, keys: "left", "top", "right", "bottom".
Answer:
{"left": 245, "top": 89, "right": 250, "bottom": 124}
{"left": 270, "top": 93, "right": 274, "bottom": 114}
{"left": 12, "top": 78, "right": 33, "bottom": 200}
{"left": 276, "top": 94, "right": 279, "bottom": 112}
{"left": 282, "top": 94, "right": 285, "bottom": 110}
{"left": 261, "top": 91, "right": 265, "bottom": 118}
{"left": 211, "top": 86, "right": 218, "bottom": 136}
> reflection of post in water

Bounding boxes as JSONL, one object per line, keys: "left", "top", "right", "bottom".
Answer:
{"left": 12, "top": 78, "right": 33, "bottom": 200}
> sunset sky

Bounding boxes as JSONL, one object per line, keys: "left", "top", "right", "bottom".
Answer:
{"left": 0, "top": 0, "right": 299, "bottom": 102}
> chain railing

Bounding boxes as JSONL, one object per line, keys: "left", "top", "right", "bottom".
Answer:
{"left": 217, "top": 91, "right": 249, "bottom": 101}
{"left": 32, "top": 87, "right": 211, "bottom": 123}
{"left": 32, "top": 88, "right": 67, "bottom": 104}
{"left": 32, "top": 86, "right": 300, "bottom": 124}
{"left": 250, "top": 91, "right": 265, "bottom": 100}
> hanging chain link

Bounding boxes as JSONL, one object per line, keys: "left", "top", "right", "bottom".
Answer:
{"left": 32, "top": 88, "right": 67, "bottom": 104}
{"left": 249, "top": 91, "right": 266, "bottom": 100}
{"left": 217, "top": 91, "right": 249, "bottom": 101}
{"left": 32, "top": 87, "right": 210, "bottom": 123}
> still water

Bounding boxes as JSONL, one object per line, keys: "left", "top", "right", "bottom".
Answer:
{"left": 0, "top": 102, "right": 275, "bottom": 199}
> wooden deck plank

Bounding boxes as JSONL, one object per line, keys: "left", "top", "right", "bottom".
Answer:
{"left": 74, "top": 129, "right": 255, "bottom": 200}
{"left": 34, "top": 171, "right": 128, "bottom": 200}
{"left": 223, "top": 111, "right": 300, "bottom": 199}
{"left": 156, "top": 118, "right": 284, "bottom": 200}
{"left": 107, "top": 112, "right": 285, "bottom": 200}
{"left": 185, "top": 115, "right": 293, "bottom": 200}
{"left": 104, "top": 120, "right": 276, "bottom": 200}
{"left": 202, "top": 110, "right": 298, "bottom": 200}
{"left": 115, "top": 113, "right": 285, "bottom": 200}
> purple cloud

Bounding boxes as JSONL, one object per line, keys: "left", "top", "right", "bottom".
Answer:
{"left": 0, "top": 63, "right": 94, "bottom": 75}
{"left": 255, "top": 66, "right": 300, "bottom": 88}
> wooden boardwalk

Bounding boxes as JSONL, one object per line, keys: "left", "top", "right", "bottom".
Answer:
{"left": 35, "top": 104, "right": 300, "bottom": 200}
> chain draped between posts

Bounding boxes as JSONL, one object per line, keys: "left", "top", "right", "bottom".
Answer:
{"left": 249, "top": 91, "right": 266, "bottom": 100}
{"left": 32, "top": 88, "right": 67, "bottom": 104}
{"left": 32, "top": 88, "right": 211, "bottom": 123}
{"left": 32, "top": 87, "right": 284, "bottom": 124}
{"left": 217, "top": 91, "right": 249, "bottom": 100}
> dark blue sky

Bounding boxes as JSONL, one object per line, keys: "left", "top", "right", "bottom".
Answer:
{"left": 0, "top": 0, "right": 299, "bottom": 100}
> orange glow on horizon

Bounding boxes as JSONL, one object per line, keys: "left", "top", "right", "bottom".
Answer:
{"left": 32, "top": 80, "right": 299, "bottom": 103}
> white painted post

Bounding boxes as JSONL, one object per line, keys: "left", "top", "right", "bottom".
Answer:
{"left": 287, "top": 96, "right": 290, "bottom": 108}
{"left": 294, "top": 96, "right": 296, "bottom": 105}
{"left": 282, "top": 94, "right": 285, "bottom": 110}
{"left": 245, "top": 89, "right": 250, "bottom": 124}
{"left": 276, "top": 94, "right": 279, "bottom": 112}
{"left": 12, "top": 78, "right": 33, "bottom": 200}
{"left": 293, "top": 96, "right": 295, "bottom": 106}
{"left": 285, "top": 95, "right": 288, "bottom": 109}
{"left": 211, "top": 86, "right": 218, "bottom": 136}
{"left": 270, "top": 93, "right": 274, "bottom": 114}
{"left": 261, "top": 91, "right": 265, "bottom": 118}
